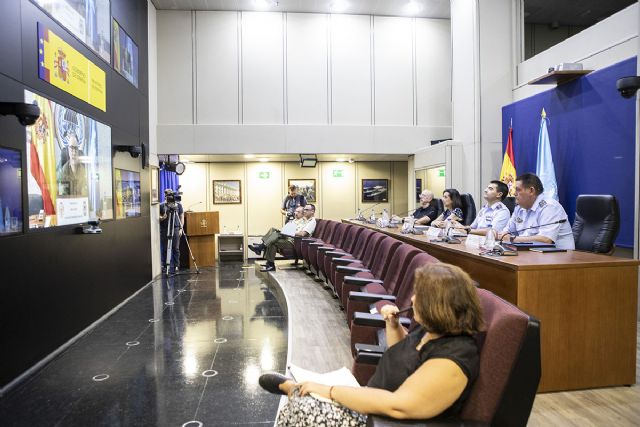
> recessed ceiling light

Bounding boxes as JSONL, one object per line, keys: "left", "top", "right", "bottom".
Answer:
{"left": 244, "top": 154, "right": 255, "bottom": 159}
{"left": 405, "top": 1, "right": 422, "bottom": 15}
{"left": 330, "top": 1, "right": 348, "bottom": 13}
{"left": 336, "top": 158, "right": 346, "bottom": 162}
{"left": 253, "top": 0, "right": 271, "bottom": 10}
{"left": 259, "top": 158, "right": 269, "bottom": 162}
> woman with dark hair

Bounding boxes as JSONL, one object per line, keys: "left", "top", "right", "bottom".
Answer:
{"left": 432, "top": 188, "right": 464, "bottom": 228}
{"left": 259, "top": 263, "right": 483, "bottom": 426}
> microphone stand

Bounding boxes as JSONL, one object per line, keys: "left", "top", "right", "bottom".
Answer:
{"left": 354, "top": 203, "right": 381, "bottom": 221}
{"left": 486, "top": 218, "right": 567, "bottom": 257}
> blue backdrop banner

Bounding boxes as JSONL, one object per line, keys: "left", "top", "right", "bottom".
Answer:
{"left": 502, "top": 57, "right": 637, "bottom": 247}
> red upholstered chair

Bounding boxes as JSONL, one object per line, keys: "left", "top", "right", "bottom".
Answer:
{"left": 327, "top": 228, "right": 376, "bottom": 290}
{"left": 333, "top": 232, "right": 386, "bottom": 302}
{"left": 349, "top": 252, "right": 438, "bottom": 355}
{"left": 308, "top": 222, "right": 350, "bottom": 274}
{"left": 361, "top": 288, "right": 541, "bottom": 427}
{"left": 316, "top": 225, "right": 364, "bottom": 281}
{"left": 344, "top": 244, "right": 421, "bottom": 323}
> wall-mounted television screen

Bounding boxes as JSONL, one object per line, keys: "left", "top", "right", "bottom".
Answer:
{"left": 25, "top": 90, "right": 113, "bottom": 228}
{"left": 115, "top": 168, "right": 141, "bottom": 219}
{"left": 113, "top": 19, "right": 139, "bottom": 87}
{"left": 0, "top": 147, "right": 24, "bottom": 236}
{"left": 32, "top": 0, "right": 111, "bottom": 63}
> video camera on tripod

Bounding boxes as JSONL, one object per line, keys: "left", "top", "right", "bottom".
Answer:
{"left": 164, "top": 187, "right": 183, "bottom": 210}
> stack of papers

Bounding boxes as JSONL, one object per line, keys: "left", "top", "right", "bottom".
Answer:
{"left": 288, "top": 363, "right": 361, "bottom": 403}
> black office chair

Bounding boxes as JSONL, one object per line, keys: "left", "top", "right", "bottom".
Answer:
{"left": 502, "top": 197, "right": 516, "bottom": 214}
{"left": 460, "top": 194, "right": 476, "bottom": 226}
{"left": 435, "top": 198, "right": 444, "bottom": 217}
{"left": 572, "top": 195, "right": 620, "bottom": 254}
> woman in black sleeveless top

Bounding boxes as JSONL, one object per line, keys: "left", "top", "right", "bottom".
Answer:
{"left": 264, "top": 263, "right": 484, "bottom": 426}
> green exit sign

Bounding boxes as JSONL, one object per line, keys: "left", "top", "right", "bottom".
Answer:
{"left": 439, "top": 168, "right": 445, "bottom": 177}
{"left": 332, "top": 169, "right": 344, "bottom": 177}
{"left": 259, "top": 171, "right": 270, "bottom": 179}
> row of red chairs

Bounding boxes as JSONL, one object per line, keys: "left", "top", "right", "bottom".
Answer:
{"left": 287, "top": 219, "right": 542, "bottom": 426}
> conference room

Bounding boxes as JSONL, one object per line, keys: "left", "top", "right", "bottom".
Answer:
{"left": 1, "top": 0, "right": 639, "bottom": 426}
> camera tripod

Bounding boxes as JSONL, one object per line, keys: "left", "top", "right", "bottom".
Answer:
{"left": 164, "top": 205, "right": 200, "bottom": 276}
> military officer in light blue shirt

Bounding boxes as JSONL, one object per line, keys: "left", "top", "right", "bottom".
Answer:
{"left": 459, "top": 180, "right": 510, "bottom": 236}
{"left": 497, "top": 173, "right": 575, "bottom": 250}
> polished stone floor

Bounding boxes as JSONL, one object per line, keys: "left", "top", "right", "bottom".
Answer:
{"left": 0, "top": 263, "right": 287, "bottom": 426}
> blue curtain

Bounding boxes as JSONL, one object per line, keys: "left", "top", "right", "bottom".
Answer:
{"left": 159, "top": 168, "right": 179, "bottom": 203}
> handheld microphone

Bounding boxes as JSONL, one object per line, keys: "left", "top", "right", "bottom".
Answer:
{"left": 491, "top": 218, "right": 567, "bottom": 256}
{"left": 186, "top": 201, "right": 203, "bottom": 212}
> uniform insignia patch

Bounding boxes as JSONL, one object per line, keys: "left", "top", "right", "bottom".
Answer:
{"left": 515, "top": 217, "right": 523, "bottom": 223}
{"left": 539, "top": 200, "right": 547, "bottom": 208}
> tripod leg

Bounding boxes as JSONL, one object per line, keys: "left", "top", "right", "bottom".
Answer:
{"left": 174, "top": 213, "right": 200, "bottom": 273}
{"left": 165, "top": 210, "right": 174, "bottom": 275}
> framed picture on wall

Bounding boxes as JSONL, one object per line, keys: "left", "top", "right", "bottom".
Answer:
{"left": 288, "top": 179, "right": 316, "bottom": 203}
{"left": 150, "top": 166, "right": 159, "bottom": 204}
{"left": 416, "top": 178, "right": 422, "bottom": 202}
{"left": 0, "top": 146, "right": 24, "bottom": 236}
{"left": 213, "top": 180, "right": 242, "bottom": 204}
{"left": 362, "top": 179, "right": 389, "bottom": 203}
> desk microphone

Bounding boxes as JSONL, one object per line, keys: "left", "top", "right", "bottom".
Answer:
{"left": 432, "top": 224, "right": 461, "bottom": 244}
{"left": 186, "top": 201, "right": 203, "bottom": 212}
{"left": 353, "top": 203, "right": 381, "bottom": 221}
{"left": 491, "top": 218, "right": 567, "bottom": 256}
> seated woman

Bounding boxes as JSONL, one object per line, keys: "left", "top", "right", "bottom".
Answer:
{"left": 431, "top": 188, "right": 464, "bottom": 228}
{"left": 259, "top": 263, "right": 483, "bottom": 426}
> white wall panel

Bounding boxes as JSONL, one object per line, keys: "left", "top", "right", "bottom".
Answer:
{"left": 373, "top": 16, "right": 414, "bottom": 125}
{"left": 195, "top": 11, "right": 239, "bottom": 124}
{"left": 241, "top": 12, "right": 284, "bottom": 124}
{"left": 157, "top": 11, "right": 193, "bottom": 124}
{"left": 286, "top": 13, "right": 328, "bottom": 124}
{"left": 416, "top": 19, "right": 451, "bottom": 127}
{"left": 330, "top": 14, "right": 371, "bottom": 125}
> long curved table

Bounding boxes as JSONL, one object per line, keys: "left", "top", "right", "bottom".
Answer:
{"left": 343, "top": 219, "right": 639, "bottom": 393}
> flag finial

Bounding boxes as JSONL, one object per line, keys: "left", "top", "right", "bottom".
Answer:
{"left": 541, "top": 108, "right": 546, "bottom": 118}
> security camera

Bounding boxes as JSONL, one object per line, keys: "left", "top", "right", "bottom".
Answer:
{"left": 616, "top": 76, "right": 640, "bottom": 99}
{"left": 0, "top": 102, "right": 41, "bottom": 126}
{"left": 114, "top": 144, "right": 142, "bottom": 158}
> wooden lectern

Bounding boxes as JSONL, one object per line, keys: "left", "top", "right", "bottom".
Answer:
{"left": 180, "top": 211, "right": 219, "bottom": 268}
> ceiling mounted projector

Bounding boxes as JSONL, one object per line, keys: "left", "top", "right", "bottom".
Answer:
{"left": 299, "top": 154, "right": 318, "bottom": 168}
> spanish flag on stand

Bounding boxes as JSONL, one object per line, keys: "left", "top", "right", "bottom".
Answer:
{"left": 499, "top": 123, "right": 517, "bottom": 197}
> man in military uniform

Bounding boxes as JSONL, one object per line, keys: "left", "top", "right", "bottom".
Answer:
{"left": 57, "top": 132, "right": 88, "bottom": 197}
{"left": 497, "top": 173, "right": 575, "bottom": 249}
{"left": 460, "top": 180, "right": 510, "bottom": 235}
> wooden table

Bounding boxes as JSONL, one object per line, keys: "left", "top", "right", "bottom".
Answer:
{"left": 344, "top": 219, "right": 639, "bottom": 392}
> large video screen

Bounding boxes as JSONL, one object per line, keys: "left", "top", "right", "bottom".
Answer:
{"left": 113, "top": 19, "right": 138, "bottom": 87}
{"left": 32, "top": 0, "right": 111, "bottom": 63}
{"left": 115, "top": 168, "right": 141, "bottom": 219}
{"left": 0, "top": 147, "right": 24, "bottom": 236}
{"left": 25, "top": 90, "right": 113, "bottom": 228}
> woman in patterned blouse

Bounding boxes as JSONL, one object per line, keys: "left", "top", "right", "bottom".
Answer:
{"left": 432, "top": 189, "right": 464, "bottom": 228}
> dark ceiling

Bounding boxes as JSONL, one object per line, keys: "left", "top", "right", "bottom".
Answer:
{"left": 524, "top": 0, "right": 636, "bottom": 26}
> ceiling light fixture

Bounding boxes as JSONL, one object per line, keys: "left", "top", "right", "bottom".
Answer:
{"left": 405, "top": 1, "right": 422, "bottom": 15}
{"left": 253, "top": 0, "right": 272, "bottom": 10}
{"left": 244, "top": 154, "right": 255, "bottom": 159}
{"left": 330, "top": 1, "right": 348, "bottom": 13}
{"left": 336, "top": 158, "right": 346, "bottom": 162}
{"left": 259, "top": 158, "right": 269, "bottom": 162}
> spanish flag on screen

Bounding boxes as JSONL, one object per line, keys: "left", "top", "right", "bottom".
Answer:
{"left": 500, "top": 125, "right": 517, "bottom": 197}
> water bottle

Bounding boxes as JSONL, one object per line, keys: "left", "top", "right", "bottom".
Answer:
{"left": 369, "top": 210, "right": 376, "bottom": 222}
{"left": 382, "top": 208, "right": 390, "bottom": 222}
{"left": 483, "top": 225, "right": 496, "bottom": 250}
{"left": 444, "top": 219, "right": 451, "bottom": 238}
